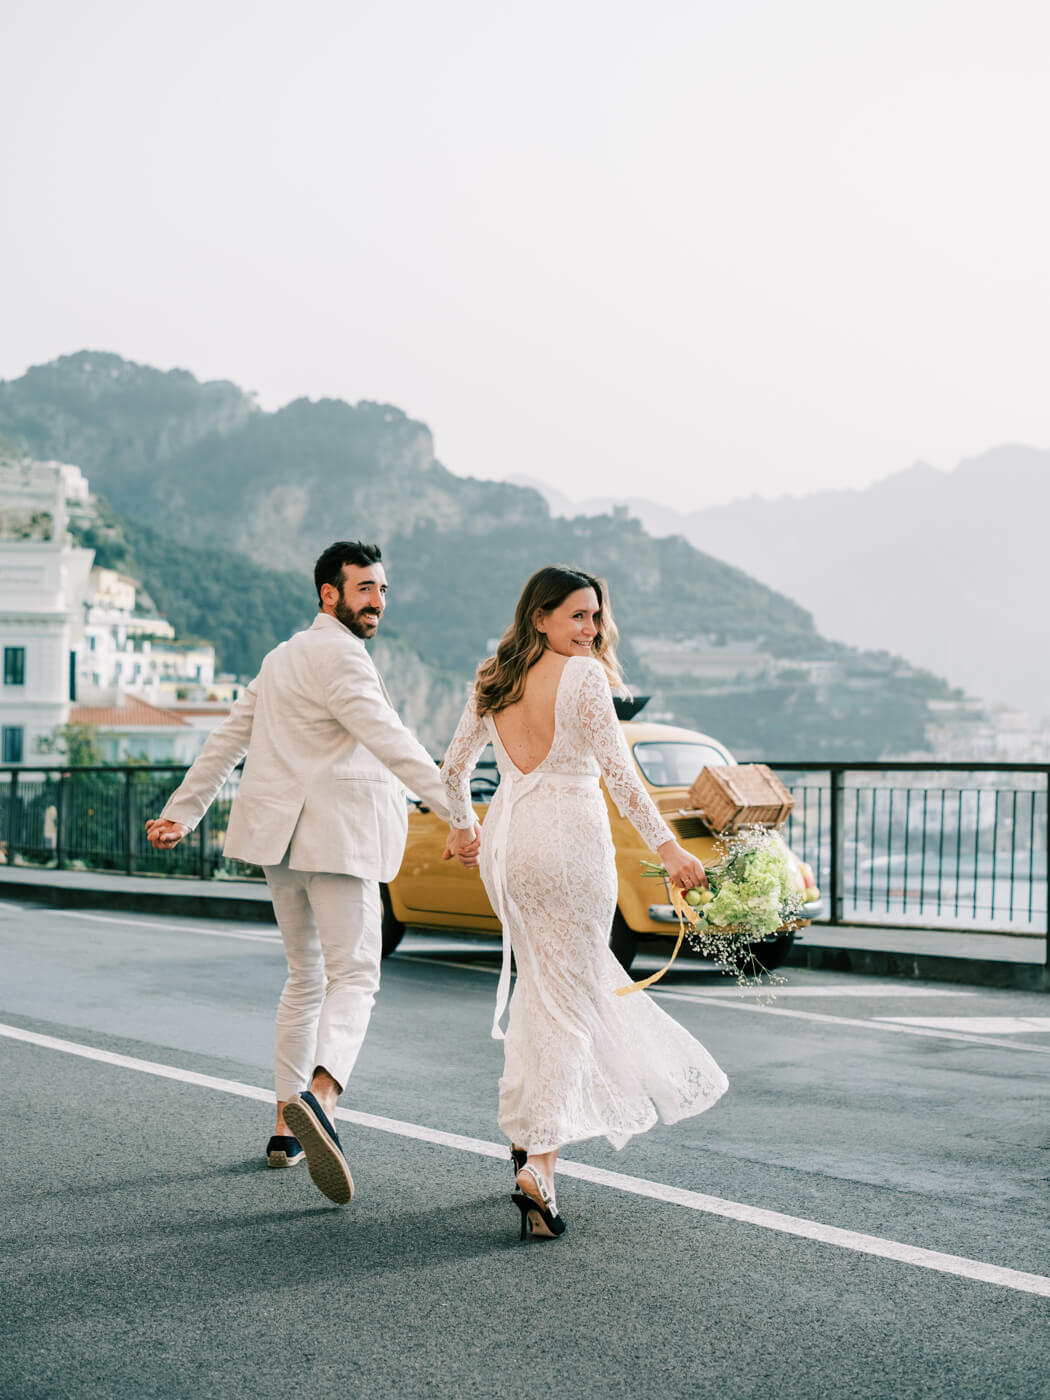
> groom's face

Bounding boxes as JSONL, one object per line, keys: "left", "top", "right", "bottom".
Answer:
{"left": 331, "top": 562, "right": 388, "bottom": 639}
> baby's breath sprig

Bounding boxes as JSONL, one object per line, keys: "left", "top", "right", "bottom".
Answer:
{"left": 641, "top": 827, "right": 806, "bottom": 990}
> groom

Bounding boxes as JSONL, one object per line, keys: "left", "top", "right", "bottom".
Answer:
{"left": 146, "top": 540, "right": 478, "bottom": 1204}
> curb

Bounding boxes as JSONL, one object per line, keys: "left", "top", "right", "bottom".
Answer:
{"left": 0, "top": 878, "right": 277, "bottom": 926}
{"left": 788, "top": 941, "right": 1049, "bottom": 993}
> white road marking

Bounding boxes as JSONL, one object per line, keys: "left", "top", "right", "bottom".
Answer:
{"left": 400, "top": 936, "right": 501, "bottom": 955}
{"left": 651, "top": 989, "right": 1050, "bottom": 1056}
{"left": 2, "top": 1020, "right": 1048, "bottom": 1300}
{"left": 5, "top": 915, "right": 1043, "bottom": 1054}
{"left": 17, "top": 908, "right": 282, "bottom": 944}
{"left": 406, "top": 958, "right": 976, "bottom": 998}
{"left": 404, "top": 955, "right": 499, "bottom": 974}
{"left": 400, "top": 955, "right": 1050, "bottom": 1055}
{"left": 696, "top": 985, "right": 978, "bottom": 999}
{"left": 878, "top": 1016, "right": 1050, "bottom": 1034}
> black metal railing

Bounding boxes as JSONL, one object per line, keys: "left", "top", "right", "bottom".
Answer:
{"left": 768, "top": 762, "right": 1049, "bottom": 965}
{"left": 0, "top": 764, "right": 259, "bottom": 884}
{"left": 0, "top": 761, "right": 1047, "bottom": 967}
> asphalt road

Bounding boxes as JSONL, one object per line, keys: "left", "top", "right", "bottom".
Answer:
{"left": 2, "top": 900, "right": 1048, "bottom": 1400}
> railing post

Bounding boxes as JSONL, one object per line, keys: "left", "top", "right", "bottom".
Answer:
{"left": 1045, "top": 773, "right": 1050, "bottom": 971}
{"left": 124, "top": 770, "right": 135, "bottom": 875}
{"left": 829, "top": 767, "right": 844, "bottom": 925}
{"left": 55, "top": 773, "right": 66, "bottom": 870}
{"left": 6, "top": 768, "right": 19, "bottom": 866}
{"left": 198, "top": 807, "right": 210, "bottom": 881}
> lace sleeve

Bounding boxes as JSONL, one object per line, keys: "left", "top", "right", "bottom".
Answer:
{"left": 441, "top": 688, "right": 488, "bottom": 829}
{"left": 576, "top": 660, "right": 674, "bottom": 852}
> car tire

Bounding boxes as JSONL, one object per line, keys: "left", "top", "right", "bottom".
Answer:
{"left": 609, "top": 910, "right": 639, "bottom": 972}
{"left": 380, "top": 884, "right": 406, "bottom": 958}
{"left": 745, "top": 931, "right": 795, "bottom": 973}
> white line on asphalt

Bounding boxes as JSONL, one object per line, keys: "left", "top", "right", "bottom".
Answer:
{"left": 694, "top": 985, "right": 978, "bottom": 999}
{"left": 32, "top": 909, "right": 283, "bottom": 944}
{"left": 2, "top": 1019, "right": 1048, "bottom": 1301}
{"left": 404, "top": 955, "right": 500, "bottom": 974}
{"left": 650, "top": 989, "right": 1050, "bottom": 1056}
{"left": 407, "top": 954, "right": 1050, "bottom": 1056}
{"left": 405, "top": 959, "right": 972, "bottom": 997}
{"left": 877, "top": 1016, "right": 1050, "bottom": 1034}
{"left": 8, "top": 913, "right": 1042, "bottom": 1054}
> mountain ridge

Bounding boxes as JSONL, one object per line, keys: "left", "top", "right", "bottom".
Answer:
{"left": 0, "top": 351, "right": 966, "bottom": 757}
{"left": 527, "top": 445, "right": 1045, "bottom": 717}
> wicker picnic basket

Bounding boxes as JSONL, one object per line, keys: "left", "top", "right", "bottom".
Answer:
{"left": 688, "top": 764, "right": 794, "bottom": 834}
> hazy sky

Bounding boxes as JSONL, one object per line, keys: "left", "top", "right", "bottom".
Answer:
{"left": 2, "top": 0, "right": 1047, "bottom": 507}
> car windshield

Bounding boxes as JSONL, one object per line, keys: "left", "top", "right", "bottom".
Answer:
{"left": 632, "top": 741, "right": 730, "bottom": 787}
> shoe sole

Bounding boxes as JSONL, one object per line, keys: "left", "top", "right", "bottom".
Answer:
{"left": 526, "top": 1209, "right": 561, "bottom": 1240}
{"left": 267, "top": 1150, "right": 305, "bottom": 1168}
{"left": 283, "top": 1099, "right": 354, "bottom": 1205}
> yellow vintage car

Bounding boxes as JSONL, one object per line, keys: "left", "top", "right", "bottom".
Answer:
{"left": 381, "top": 705, "right": 822, "bottom": 971}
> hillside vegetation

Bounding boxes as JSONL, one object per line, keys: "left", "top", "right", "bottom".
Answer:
{"left": 1, "top": 352, "right": 962, "bottom": 756}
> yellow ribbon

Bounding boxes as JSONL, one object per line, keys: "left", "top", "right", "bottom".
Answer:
{"left": 615, "top": 885, "right": 703, "bottom": 996}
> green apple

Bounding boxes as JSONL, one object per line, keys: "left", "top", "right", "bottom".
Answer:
{"left": 684, "top": 888, "right": 704, "bottom": 907}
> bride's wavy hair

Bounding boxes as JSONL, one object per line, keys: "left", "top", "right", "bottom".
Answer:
{"left": 474, "top": 565, "right": 625, "bottom": 716}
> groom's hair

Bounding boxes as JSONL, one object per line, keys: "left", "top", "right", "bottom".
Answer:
{"left": 314, "top": 540, "right": 383, "bottom": 601}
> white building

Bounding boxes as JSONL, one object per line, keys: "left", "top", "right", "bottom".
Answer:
{"left": 67, "top": 693, "right": 206, "bottom": 764}
{"left": 79, "top": 565, "right": 216, "bottom": 705}
{"left": 0, "top": 459, "right": 240, "bottom": 765}
{"left": 0, "top": 461, "right": 94, "bottom": 764}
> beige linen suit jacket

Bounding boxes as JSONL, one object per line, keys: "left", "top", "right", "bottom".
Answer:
{"left": 161, "top": 613, "right": 467, "bottom": 881}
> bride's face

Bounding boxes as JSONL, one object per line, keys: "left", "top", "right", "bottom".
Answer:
{"left": 535, "top": 587, "right": 600, "bottom": 658}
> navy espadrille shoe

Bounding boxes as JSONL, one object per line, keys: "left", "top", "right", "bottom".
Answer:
{"left": 266, "top": 1135, "right": 305, "bottom": 1168}
{"left": 282, "top": 1091, "right": 354, "bottom": 1204}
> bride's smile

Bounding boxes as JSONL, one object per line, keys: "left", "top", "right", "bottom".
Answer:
{"left": 535, "top": 588, "right": 600, "bottom": 657}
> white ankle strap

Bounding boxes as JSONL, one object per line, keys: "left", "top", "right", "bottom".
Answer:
{"left": 519, "top": 1163, "right": 554, "bottom": 1208}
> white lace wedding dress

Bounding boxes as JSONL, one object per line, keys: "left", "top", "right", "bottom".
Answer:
{"left": 442, "top": 655, "right": 728, "bottom": 1153}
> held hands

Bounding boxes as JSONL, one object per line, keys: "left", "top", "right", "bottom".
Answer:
{"left": 443, "top": 823, "right": 482, "bottom": 869}
{"left": 145, "top": 818, "right": 190, "bottom": 850}
{"left": 656, "top": 839, "right": 708, "bottom": 892}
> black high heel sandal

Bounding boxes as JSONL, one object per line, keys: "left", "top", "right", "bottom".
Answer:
{"left": 512, "top": 1163, "right": 567, "bottom": 1241}
{"left": 510, "top": 1145, "right": 528, "bottom": 1181}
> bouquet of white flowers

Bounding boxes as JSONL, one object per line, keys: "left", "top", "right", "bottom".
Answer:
{"left": 641, "top": 826, "right": 807, "bottom": 986}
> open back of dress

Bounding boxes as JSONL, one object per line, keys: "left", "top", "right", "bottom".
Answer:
{"left": 442, "top": 655, "right": 729, "bottom": 1152}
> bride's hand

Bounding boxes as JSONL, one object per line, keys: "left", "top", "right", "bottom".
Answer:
{"left": 145, "top": 818, "right": 190, "bottom": 850}
{"left": 443, "top": 823, "right": 481, "bottom": 868}
{"left": 656, "top": 839, "right": 707, "bottom": 891}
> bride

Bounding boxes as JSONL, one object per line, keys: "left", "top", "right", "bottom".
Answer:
{"left": 442, "top": 565, "right": 729, "bottom": 1241}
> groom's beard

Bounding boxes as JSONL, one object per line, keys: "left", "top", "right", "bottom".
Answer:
{"left": 334, "top": 595, "right": 382, "bottom": 639}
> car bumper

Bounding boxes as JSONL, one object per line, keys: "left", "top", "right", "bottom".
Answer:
{"left": 647, "top": 899, "right": 825, "bottom": 929}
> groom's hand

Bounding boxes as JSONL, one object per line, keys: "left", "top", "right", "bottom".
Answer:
{"left": 443, "top": 823, "right": 481, "bottom": 869}
{"left": 145, "top": 818, "right": 190, "bottom": 850}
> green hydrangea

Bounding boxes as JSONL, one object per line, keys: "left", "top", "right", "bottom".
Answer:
{"left": 640, "top": 828, "right": 805, "bottom": 986}
{"left": 703, "top": 832, "right": 802, "bottom": 939}
{"left": 705, "top": 882, "right": 782, "bottom": 938}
